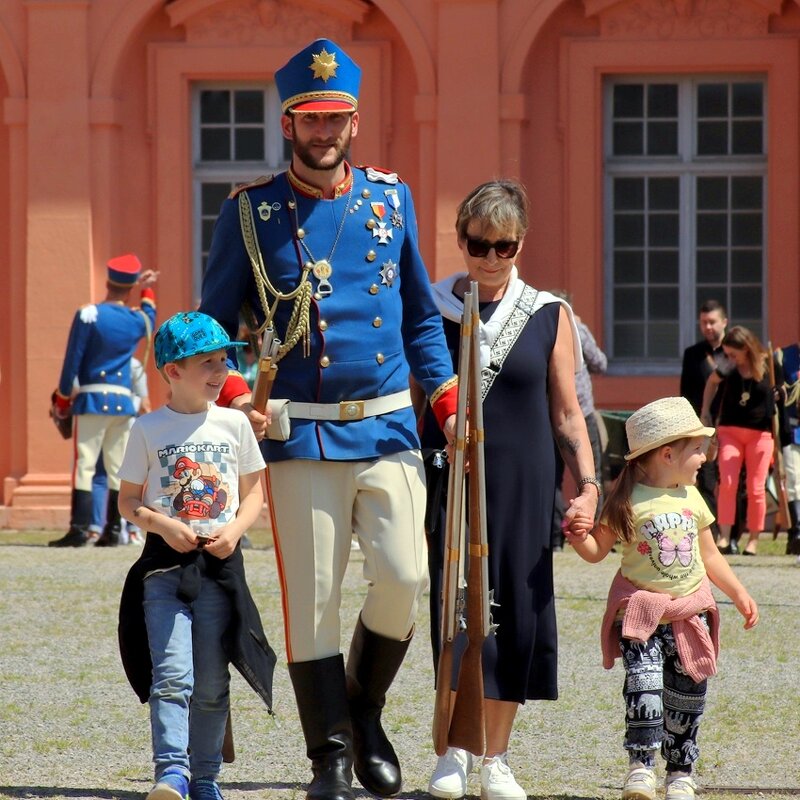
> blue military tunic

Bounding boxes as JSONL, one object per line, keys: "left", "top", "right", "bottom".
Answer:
{"left": 200, "top": 164, "right": 455, "bottom": 462}
{"left": 58, "top": 301, "right": 156, "bottom": 416}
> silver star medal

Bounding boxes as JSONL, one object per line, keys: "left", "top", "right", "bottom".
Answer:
{"left": 385, "top": 189, "right": 403, "bottom": 229}
{"left": 379, "top": 260, "right": 397, "bottom": 288}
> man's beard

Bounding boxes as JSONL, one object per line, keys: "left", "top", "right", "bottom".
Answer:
{"left": 292, "top": 125, "right": 351, "bottom": 172}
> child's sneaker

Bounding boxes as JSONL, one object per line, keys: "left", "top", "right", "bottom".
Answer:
{"left": 622, "top": 766, "right": 657, "bottom": 800}
{"left": 189, "top": 776, "right": 225, "bottom": 800}
{"left": 665, "top": 775, "right": 697, "bottom": 800}
{"left": 147, "top": 766, "right": 189, "bottom": 800}
{"left": 479, "top": 753, "right": 526, "bottom": 800}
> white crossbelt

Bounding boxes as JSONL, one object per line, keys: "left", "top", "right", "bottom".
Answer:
{"left": 286, "top": 389, "right": 412, "bottom": 422}
{"left": 78, "top": 384, "right": 132, "bottom": 396}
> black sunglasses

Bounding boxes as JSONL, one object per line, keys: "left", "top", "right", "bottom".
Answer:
{"left": 465, "top": 237, "right": 519, "bottom": 259}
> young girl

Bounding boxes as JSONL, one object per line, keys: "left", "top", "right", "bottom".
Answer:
{"left": 566, "top": 396, "right": 758, "bottom": 800}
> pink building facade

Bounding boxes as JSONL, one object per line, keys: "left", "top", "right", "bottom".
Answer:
{"left": 2, "top": 0, "right": 798, "bottom": 527}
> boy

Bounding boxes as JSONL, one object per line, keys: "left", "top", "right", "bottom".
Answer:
{"left": 117, "top": 311, "right": 275, "bottom": 800}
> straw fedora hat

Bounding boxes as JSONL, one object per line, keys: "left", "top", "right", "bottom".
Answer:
{"left": 625, "top": 396, "right": 715, "bottom": 461}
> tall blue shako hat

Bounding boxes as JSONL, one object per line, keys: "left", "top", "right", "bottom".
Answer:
{"left": 275, "top": 38, "right": 361, "bottom": 113}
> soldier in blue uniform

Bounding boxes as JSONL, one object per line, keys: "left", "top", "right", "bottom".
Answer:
{"left": 200, "top": 38, "right": 458, "bottom": 800}
{"left": 50, "top": 254, "right": 158, "bottom": 547}
{"left": 775, "top": 340, "right": 800, "bottom": 554}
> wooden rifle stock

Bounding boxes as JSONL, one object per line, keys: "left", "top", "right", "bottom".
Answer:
{"left": 447, "top": 287, "right": 489, "bottom": 757}
{"left": 432, "top": 289, "right": 472, "bottom": 756}
{"left": 251, "top": 327, "right": 279, "bottom": 415}
{"left": 432, "top": 284, "right": 491, "bottom": 758}
{"left": 767, "top": 342, "right": 791, "bottom": 534}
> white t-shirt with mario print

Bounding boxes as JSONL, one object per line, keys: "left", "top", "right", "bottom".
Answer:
{"left": 118, "top": 404, "right": 265, "bottom": 532}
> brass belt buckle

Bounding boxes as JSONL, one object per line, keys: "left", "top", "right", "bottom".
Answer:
{"left": 339, "top": 400, "right": 365, "bottom": 420}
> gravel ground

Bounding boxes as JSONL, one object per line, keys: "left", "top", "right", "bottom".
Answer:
{"left": 0, "top": 533, "right": 798, "bottom": 800}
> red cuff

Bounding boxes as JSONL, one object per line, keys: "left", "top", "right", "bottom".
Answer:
{"left": 217, "top": 373, "right": 250, "bottom": 408}
{"left": 141, "top": 288, "right": 155, "bottom": 302}
{"left": 431, "top": 384, "right": 458, "bottom": 430}
{"left": 54, "top": 391, "right": 72, "bottom": 411}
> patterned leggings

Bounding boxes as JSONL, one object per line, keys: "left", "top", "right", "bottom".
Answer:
{"left": 619, "top": 619, "right": 708, "bottom": 769}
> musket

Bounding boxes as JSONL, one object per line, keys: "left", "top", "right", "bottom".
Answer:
{"left": 432, "top": 286, "right": 472, "bottom": 757}
{"left": 767, "top": 341, "right": 791, "bottom": 535}
{"left": 431, "top": 283, "right": 492, "bottom": 758}
{"left": 447, "top": 285, "right": 490, "bottom": 757}
{"left": 251, "top": 326, "right": 280, "bottom": 415}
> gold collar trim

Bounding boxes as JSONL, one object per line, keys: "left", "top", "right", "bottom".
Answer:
{"left": 288, "top": 163, "right": 353, "bottom": 199}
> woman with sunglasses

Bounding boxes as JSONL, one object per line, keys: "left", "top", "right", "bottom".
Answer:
{"left": 416, "top": 180, "right": 599, "bottom": 800}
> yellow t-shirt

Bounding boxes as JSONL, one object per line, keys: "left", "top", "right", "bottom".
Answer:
{"left": 617, "top": 484, "right": 714, "bottom": 597}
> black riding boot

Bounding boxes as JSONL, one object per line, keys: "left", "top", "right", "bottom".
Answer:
{"left": 49, "top": 489, "right": 92, "bottom": 547}
{"left": 288, "top": 655, "right": 355, "bottom": 800}
{"left": 346, "top": 617, "right": 411, "bottom": 798}
{"left": 787, "top": 500, "right": 800, "bottom": 555}
{"left": 95, "top": 489, "right": 121, "bottom": 547}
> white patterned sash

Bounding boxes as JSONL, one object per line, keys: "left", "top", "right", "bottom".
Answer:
{"left": 481, "top": 285, "right": 538, "bottom": 400}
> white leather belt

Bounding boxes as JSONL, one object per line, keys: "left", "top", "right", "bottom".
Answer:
{"left": 286, "top": 389, "right": 412, "bottom": 422}
{"left": 78, "top": 384, "right": 132, "bottom": 396}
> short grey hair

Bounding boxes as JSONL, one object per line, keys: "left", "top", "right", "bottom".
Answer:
{"left": 455, "top": 180, "right": 529, "bottom": 240}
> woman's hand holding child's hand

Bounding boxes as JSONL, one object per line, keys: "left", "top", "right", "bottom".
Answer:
{"left": 562, "top": 510, "right": 595, "bottom": 544}
{"left": 562, "top": 495, "right": 596, "bottom": 544}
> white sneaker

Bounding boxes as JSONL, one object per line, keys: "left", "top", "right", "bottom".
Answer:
{"left": 480, "top": 753, "right": 526, "bottom": 800}
{"left": 622, "top": 767, "right": 657, "bottom": 800}
{"left": 428, "top": 747, "right": 473, "bottom": 799}
{"left": 665, "top": 775, "right": 697, "bottom": 800}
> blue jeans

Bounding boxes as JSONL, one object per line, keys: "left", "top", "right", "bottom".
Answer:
{"left": 143, "top": 567, "right": 232, "bottom": 780}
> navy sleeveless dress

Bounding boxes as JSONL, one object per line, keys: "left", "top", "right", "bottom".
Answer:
{"left": 422, "top": 295, "right": 560, "bottom": 703}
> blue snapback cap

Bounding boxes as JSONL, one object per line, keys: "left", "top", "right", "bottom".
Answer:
{"left": 155, "top": 312, "right": 247, "bottom": 369}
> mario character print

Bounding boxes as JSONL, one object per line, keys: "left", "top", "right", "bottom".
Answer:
{"left": 171, "top": 455, "right": 228, "bottom": 520}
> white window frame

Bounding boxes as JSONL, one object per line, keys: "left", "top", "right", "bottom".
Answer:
{"left": 603, "top": 75, "right": 767, "bottom": 375}
{"left": 190, "top": 82, "right": 289, "bottom": 299}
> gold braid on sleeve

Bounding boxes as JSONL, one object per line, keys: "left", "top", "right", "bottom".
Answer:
{"left": 430, "top": 376, "right": 458, "bottom": 405}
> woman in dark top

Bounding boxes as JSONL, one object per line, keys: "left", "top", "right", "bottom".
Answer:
{"left": 417, "top": 180, "right": 598, "bottom": 800}
{"left": 701, "top": 326, "right": 774, "bottom": 555}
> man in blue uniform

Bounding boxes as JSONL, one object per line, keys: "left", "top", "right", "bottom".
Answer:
{"left": 50, "top": 254, "right": 158, "bottom": 547}
{"left": 200, "top": 38, "right": 457, "bottom": 800}
{"left": 775, "top": 341, "right": 800, "bottom": 554}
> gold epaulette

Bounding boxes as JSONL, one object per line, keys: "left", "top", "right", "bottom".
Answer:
{"left": 228, "top": 175, "right": 274, "bottom": 200}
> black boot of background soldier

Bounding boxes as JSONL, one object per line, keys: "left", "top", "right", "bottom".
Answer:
{"left": 49, "top": 489, "right": 92, "bottom": 547}
{"left": 289, "top": 655, "right": 355, "bottom": 800}
{"left": 95, "top": 489, "right": 121, "bottom": 547}
{"left": 787, "top": 500, "right": 800, "bottom": 555}
{"left": 346, "top": 617, "right": 411, "bottom": 798}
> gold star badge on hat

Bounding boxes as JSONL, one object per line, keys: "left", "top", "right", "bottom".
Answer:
{"left": 309, "top": 48, "right": 339, "bottom": 82}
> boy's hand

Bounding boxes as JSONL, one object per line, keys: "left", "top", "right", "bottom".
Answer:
{"left": 202, "top": 525, "right": 241, "bottom": 560}
{"left": 231, "top": 396, "right": 270, "bottom": 441}
{"left": 734, "top": 591, "right": 759, "bottom": 629}
{"left": 161, "top": 518, "right": 197, "bottom": 553}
